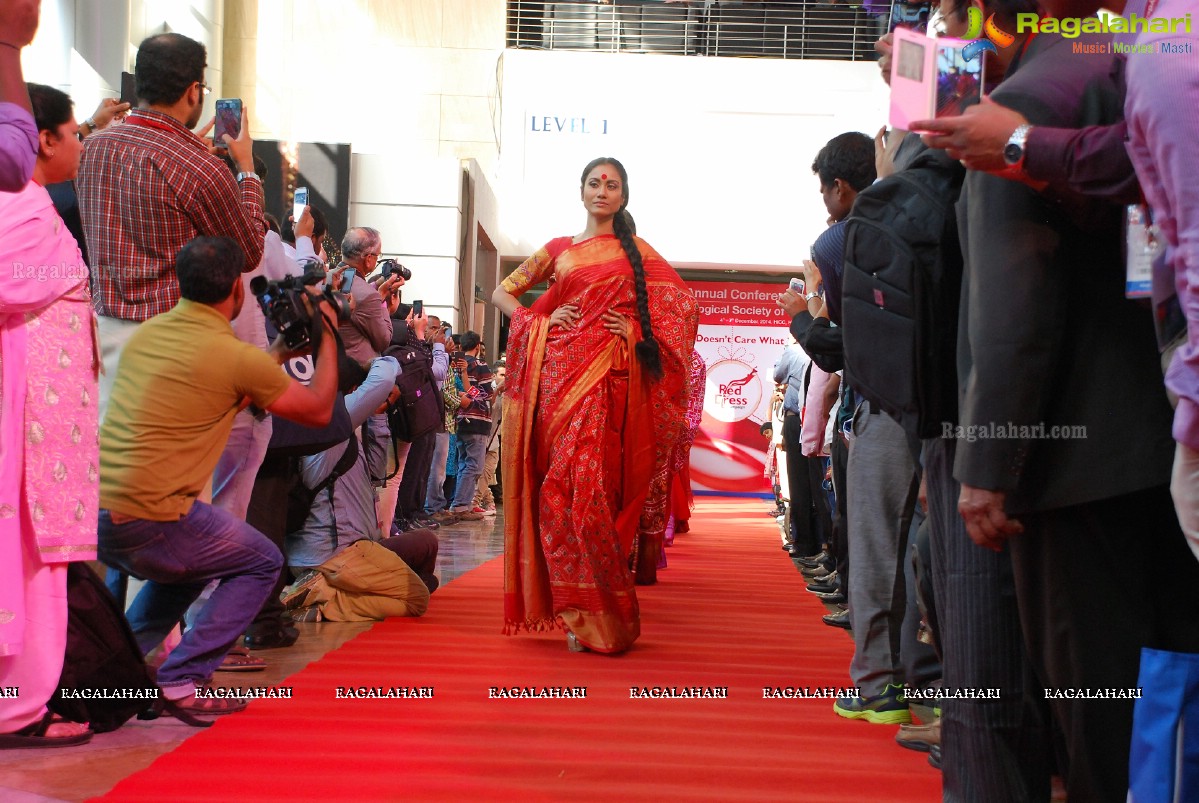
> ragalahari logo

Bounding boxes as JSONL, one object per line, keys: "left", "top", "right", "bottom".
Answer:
{"left": 962, "top": 7, "right": 1015, "bottom": 61}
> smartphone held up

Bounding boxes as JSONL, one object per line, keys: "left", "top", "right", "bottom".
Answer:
{"left": 213, "top": 98, "right": 242, "bottom": 148}
{"left": 293, "top": 187, "right": 308, "bottom": 225}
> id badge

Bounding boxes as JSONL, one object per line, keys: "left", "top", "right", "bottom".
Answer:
{"left": 1126, "top": 204, "right": 1160, "bottom": 299}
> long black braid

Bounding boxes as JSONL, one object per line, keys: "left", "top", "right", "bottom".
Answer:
{"left": 582, "top": 157, "right": 662, "bottom": 379}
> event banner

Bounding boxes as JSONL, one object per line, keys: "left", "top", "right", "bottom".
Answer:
{"left": 688, "top": 280, "right": 792, "bottom": 495}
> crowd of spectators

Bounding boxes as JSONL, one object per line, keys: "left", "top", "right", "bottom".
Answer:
{"left": 767, "top": 0, "right": 1199, "bottom": 800}
{"left": 0, "top": 16, "right": 502, "bottom": 741}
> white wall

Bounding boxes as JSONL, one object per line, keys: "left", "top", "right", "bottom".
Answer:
{"left": 498, "top": 48, "right": 889, "bottom": 269}
{"left": 22, "top": 0, "right": 226, "bottom": 125}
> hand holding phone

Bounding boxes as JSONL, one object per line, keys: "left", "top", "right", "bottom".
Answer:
{"left": 293, "top": 187, "right": 308, "bottom": 226}
{"left": 789, "top": 277, "right": 806, "bottom": 295}
{"left": 120, "top": 71, "right": 137, "bottom": 106}
{"left": 213, "top": 98, "right": 242, "bottom": 149}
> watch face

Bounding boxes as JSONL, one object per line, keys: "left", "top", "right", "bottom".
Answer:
{"left": 1004, "top": 142, "right": 1022, "bottom": 165}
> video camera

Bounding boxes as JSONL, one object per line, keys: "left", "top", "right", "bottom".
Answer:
{"left": 250, "top": 261, "right": 351, "bottom": 351}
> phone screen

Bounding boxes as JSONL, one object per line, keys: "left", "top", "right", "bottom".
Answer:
{"left": 442, "top": 324, "right": 452, "bottom": 339}
{"left": 293, "top": 187, "right": 308, "bottom": 226}
{"left": 213, "top": 99, "right": 242, "bottom": 147}
{"left": 412, "top": 299, "right": 423, "bottom": 318}
{"left": 120, "top": 71, "right": 137, "bottom": 105}
{"left": 341, "top": 268, "right": 355, "bottom": 294}
{"left": 889, "top": 0, "right": 932, "bottom": 33}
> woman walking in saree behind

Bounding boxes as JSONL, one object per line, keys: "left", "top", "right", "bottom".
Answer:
{"left": 492, "top": 158, "right": 698, "bottom": 653}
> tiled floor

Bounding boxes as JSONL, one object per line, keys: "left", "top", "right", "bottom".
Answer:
{"left": 0, "top": 512, "right": 505, "bottom": 803}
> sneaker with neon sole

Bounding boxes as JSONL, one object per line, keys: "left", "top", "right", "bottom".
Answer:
{"left": 832, "top": 684, "right": 912, "bottom": 725}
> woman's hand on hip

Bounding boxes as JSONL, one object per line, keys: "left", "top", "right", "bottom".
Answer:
{"left": 601, "top": 309, "right": 630, "bottom": 338}
{"left": 549, "top": 304, "right": 581, "bottom": 330}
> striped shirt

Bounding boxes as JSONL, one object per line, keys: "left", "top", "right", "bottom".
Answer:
{"left": 76, "top": 109, "right": 265, "bottom": 321}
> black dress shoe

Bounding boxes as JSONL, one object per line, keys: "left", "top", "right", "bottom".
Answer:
{"left": 412, "top": 514, "right": 440, "bottom": 530}
{"left": 806, "top": 573, "right": 839, "bottom": 594}
{"left": 243, "top": 625, "right": 300, "bottom": 650}
{"left": 800, "top": 561, "right": 834, "bottom": 579}
{"left": 795, "top": 550, "right": 829, "bottom": 569}
{"left": 928, "top": 744, "right": 942, "bottom": 770}
{"left": 815, "top": 590, "right": 847, "bottom": 605}
{"left": 822, "top": 608, "right": 851, "bottom": 629}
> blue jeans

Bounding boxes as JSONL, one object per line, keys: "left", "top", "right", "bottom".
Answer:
{"left": 450, "top": 432, "right": 488, "bottom": 512}
{"left": 212, "top": 409, "right": 272, "bottom": 520}
{"left": 425, "top": 432, "right": 450, "bottom": 513}
{"left": 98, "top": 503, "right": 282, "bottom": 692}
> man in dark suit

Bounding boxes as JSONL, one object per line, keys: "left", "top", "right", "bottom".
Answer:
{"left": 951, "top": 21, "right": 1199, "bottom": 802}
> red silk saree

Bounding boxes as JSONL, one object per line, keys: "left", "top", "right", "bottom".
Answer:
{"left": 501, "top": 234, "right": 698, "bottom": 652}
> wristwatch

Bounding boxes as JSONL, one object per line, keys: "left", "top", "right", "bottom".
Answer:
{"left": 235, "top": 171, "right": 260, "bottom": 183}
{"left": 1003, "top": 123, "right": 1033, "bottom": 169}
{"left": 81, "top": 116, "right": 97, "bottom": 133}
{"left": 804, "top": 291, "right": 820, "bottom": 302}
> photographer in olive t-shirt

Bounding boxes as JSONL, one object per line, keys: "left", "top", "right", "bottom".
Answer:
{"left": 97, "top": 236, "right": 340, "bottom": 717}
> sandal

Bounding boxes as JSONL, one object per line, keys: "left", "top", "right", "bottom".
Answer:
{"left": 0, "top": 711, "right": 93, "bottom": 749}
{"left": 214, "top": 645, "right": 267, "bottom": 672}
{"left": 165, "top": 689, "right": 248, "bottom": 717}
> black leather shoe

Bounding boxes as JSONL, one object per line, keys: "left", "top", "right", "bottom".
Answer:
{"left": 244, "top": 624, "right": 300, "bottom": 650}
{"left": 814, "top": 590, "right": 847, "bottom": 605}
{"left": 822, "top": 608, "right": 851, "bottom": 629}
{"left": 795, "top": 550, "right": 829, "bottom": 569}
{"left": 806, "top": 573, "right": 839, "bottom": 594}
{"left": 928, "top": 744, "right": 942, "bottom": 770}
{"left": 800, "top": 561, "right": 834, "bottom": 579}
{"left": 412, "top": 514, "right": 440, "bottom": 530}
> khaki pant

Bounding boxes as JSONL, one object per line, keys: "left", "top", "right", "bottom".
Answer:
{"left": 300, "top": 540, "right": 430, "bottom": 621}
{"left": 474, "top": 450, "right": 499, "bottom": 508}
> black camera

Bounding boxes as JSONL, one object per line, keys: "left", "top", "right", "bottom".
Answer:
{"left": 379, "top": 258, "right": 411, "bottom": 281}
{"left": 250, "top": 266, "right": 351, "bottom": 351}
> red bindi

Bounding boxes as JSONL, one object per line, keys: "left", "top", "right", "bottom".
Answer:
{"left": 601, "top": 173, "right": 608, "bottom": 180}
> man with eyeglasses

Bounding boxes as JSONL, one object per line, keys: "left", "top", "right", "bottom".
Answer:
{"left": 335, "top": 227, "right": 400, "bottom": 364}
{"left": 76, "top": 32, "right": 266, "bottom": 419}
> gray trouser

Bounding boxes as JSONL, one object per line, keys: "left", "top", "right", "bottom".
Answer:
{"left": 924, "top": 436, "right": 1049, "bottom": 803}
{"left": 846, "top": 401, "right": 924, "bottom": 697}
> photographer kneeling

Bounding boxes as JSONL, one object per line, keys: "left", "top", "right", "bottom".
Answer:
{"left": 282, "top": 352, "right": 438, "bottom": 623}
{"left": 98, "top": 236, "right": 340, "bottom": 717}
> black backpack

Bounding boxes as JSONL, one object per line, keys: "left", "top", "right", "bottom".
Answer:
{"left": 284, "top": 434, "right": 361, "bottom": 536}
{"left": 48, "top": 564, "right": 160, "bottom": 732}
{"left": 384, "top": 338, "right": 444, "bottom": 443}
{"left": 841, "top": 146, "right": 965, "bottom": 439}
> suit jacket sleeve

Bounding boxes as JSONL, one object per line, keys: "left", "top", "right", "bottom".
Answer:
{"left": 352, "top": 284, "right": 393, "bottom": 355}
{"left": 790, "top": 313, "right": 845, "bottom": 374}
{"left": 953, "top": 79, "right": 1074, "bottom": 492}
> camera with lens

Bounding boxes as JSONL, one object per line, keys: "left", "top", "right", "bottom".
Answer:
{"left": 250, "top": 262, "right": 351, "bottom": 351}
{"left": 379, "top": 258, "right": 411, "bottom": 281}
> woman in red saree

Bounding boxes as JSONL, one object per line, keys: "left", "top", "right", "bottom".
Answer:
{"left": 492, "top": 157, "right": 698, "bottom": 653}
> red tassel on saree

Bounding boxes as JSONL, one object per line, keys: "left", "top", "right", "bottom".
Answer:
{"left": 501, "top": 235, "right": 697, "bottom": 653}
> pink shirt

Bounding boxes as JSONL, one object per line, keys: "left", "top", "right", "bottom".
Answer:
{"left": 801, "top": 365, "right": 836, "bottom": 457}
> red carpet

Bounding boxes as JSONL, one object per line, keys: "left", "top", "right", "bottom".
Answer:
{"left": 98, "top": 499, "right": 941, "bottom": 802}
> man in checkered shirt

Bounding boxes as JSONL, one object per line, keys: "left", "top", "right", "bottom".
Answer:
{"left": 77, "top": 32, "right": 267, "bottom": 419}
